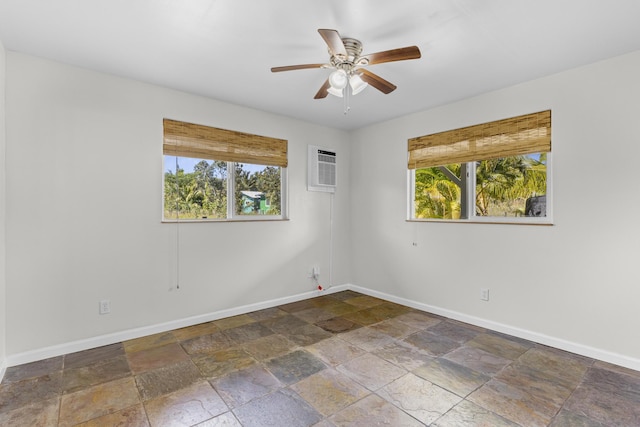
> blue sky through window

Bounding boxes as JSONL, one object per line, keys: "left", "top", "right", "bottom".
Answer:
{"left": 164, "top": 156, "right": 265, "bottom": 174}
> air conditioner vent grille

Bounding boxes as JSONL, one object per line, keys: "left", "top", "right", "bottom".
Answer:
{"left": 318, "top": 162, "right": 336, "bottom": 186}
{"left": 318, "top": 153, "right": 336, "bottom": 164}
{"left": 308, "top": 145, "right": 337, "bottom": 193}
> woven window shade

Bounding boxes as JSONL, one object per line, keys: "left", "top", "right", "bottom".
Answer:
{"left": 163, "top": 119, "right": 288, "bottom": 167}
{"left": 408, "top": 110, "right": 551, "bottom": 169}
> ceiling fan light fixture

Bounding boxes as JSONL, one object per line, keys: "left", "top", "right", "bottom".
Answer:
{"left": 349, "top": 73, "right": 368, "bottom": 95}
{"left": 328, "top": 69, "right": 348, "bottom": 90}
{"left": 327, "top": 86, "right": 344, "bottom": 97}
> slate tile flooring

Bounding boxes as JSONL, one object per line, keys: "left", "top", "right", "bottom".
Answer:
{"left": 1, "top": 290, "right": 639, "bottom": 426}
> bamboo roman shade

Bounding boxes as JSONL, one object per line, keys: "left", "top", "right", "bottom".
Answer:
{"left": 407, "top": 110, "right": 551, "bottom": 169}
{"left": 163, "top": 119, "right": 288, "bottom": 167}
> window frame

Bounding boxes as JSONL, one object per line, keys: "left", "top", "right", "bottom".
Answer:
{"left": 227, "top": 161, "right": 288, "bottom": 221}
{"left": 408, "top": 153, "right": 552, "bottom": 225}
{"left": 162, "top": 157, "right": 288, "bottom": 223}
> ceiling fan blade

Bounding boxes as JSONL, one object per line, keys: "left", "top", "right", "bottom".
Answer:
{"left": 271, "top": 63, "right": 326, "bottom": 73}
{"left": 359, "top": 69, "right": 397, "bottom": 94}
{"left": 314, "top": 79, "right": 331, "bottom": 99}
{"left": 361, "top": 46, "right": 421, "bottom": 65}
{"left": 318, "top": 29, "right": 347, "bottom": 57}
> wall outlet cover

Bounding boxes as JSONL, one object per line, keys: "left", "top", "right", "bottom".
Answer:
{"left": 99, "top": 299, "right": 111, "bottom": 314}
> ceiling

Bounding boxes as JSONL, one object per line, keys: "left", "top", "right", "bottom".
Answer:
{"left": 1, "top": 1, "right": 640, "bottom": 131}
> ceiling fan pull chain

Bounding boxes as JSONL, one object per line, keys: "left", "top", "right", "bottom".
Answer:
{"left": 343, "top": 85, "right": 351, "bottom": 115}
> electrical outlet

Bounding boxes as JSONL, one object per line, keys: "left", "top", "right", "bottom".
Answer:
{"left": 99, "top": 299, "right": 111, "bottom": 315}
{"left": 480, "top": 288, "right": 490, "bottom": 301}
{"left": 313, "top": 266, "right": 320, "bottom": 277}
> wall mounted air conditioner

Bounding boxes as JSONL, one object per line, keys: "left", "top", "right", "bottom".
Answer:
{"left": 308, "top": 145, "right": 337, "bottom": 193}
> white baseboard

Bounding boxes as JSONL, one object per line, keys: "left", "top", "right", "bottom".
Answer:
{"left": 5, "top": 282, "right": 639, "bottom": 373}
{"left": 5, "top": 284, "right": 349, "bottom": 368}
{"left": 349, "top": 284, "right": 640, "bottom": 372}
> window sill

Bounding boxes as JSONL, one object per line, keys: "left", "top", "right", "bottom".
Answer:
{"left": 407, "top": 218, "right": 553, "bottom": 226}
{"left": 162, "top": 218, "right": 289, "bottom": 223}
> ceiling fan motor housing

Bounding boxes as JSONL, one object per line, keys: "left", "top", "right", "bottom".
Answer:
{"left": 330, "top": 38, "right": 368, "bottom": 73}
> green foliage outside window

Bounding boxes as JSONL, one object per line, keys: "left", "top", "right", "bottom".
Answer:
{"left": 164, "top": 159, "right": 227, "bottom": 219}
{"left": 164, "top": 158, "right": 282, "bottom": 220}
{"left": 234, "top": 164, "right": 281, "bottom": 216}
{"left": 414, "top": 154, "right": 547, "bottom": 219}
{"left": 414, "top": 165, "right": 462, "bottom": 219}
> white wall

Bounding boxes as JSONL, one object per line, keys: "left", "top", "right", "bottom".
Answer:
{"left": 5, "top": 52, "right": 351, "bottom": 359}
{"left": 5, "top": 48, "right": 640, "bottom": 370}
{"left": 350, "top": 51, "right": 640, "bottom": 369}
{"left": 0, "top": 40, "right": 7, "bottom": 375}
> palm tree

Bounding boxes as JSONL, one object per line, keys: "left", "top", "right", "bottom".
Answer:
{"left": 414, "top": 155, "right": 547, "bottom": 219}
{"left": 475, "top": 155, "right": 546, "bottom": 216}
{"left": 193, "top": 160, "right": 227, "bottom": 218}
{"left": 414, "top": 166, "right": 461, "bottom": 219}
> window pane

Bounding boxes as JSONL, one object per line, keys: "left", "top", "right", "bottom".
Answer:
{"left": 234, "top": 163, "right": 281, "bottom": 216}
{"left": 163, "top": 156, "right": 227, "bottom": 220}
{"left": 414, "top": 164, "right": 462, "bottom": 219}
{"left": 475, "top": 153, "right": 547, "bottom": 218}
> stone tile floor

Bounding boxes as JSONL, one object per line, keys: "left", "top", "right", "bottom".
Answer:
{"left": 1, "top": 290, "right": 639, "bottom": 426}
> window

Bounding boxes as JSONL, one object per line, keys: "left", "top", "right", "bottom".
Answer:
{"left": 408, "top": 111, "right": 551, "bottom": 223}
{"left": 163, "top": 119, "right": 287, "bottom": 221}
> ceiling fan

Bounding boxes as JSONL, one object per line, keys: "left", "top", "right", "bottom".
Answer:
{"left": 271, "top": 29, "right": 421, "bottom": 99}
